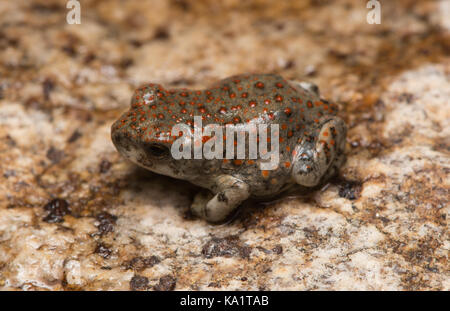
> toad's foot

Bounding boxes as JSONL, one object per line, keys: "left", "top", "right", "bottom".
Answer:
{"left": 190, "top": 175, "right": 250, "bottom": 223}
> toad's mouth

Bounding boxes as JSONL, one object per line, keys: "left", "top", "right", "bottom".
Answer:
{"left": 111, "top": 130, "right": 154, "bottom": 168}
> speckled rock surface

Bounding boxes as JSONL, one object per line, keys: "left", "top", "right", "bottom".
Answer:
{"left": 0, "top": 0, "right": 448, "bottom": 290}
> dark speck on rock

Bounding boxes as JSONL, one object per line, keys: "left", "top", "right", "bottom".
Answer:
{"left": 338, "top": 180, "right": 362, "bottom": 200}
{"left": 95, "top": 243, "right": 112, "bottom": 259}
{"left": 153, "top": 275, "right": 176, "bottom": 291}
{"left": 202, "top": 236, "right": 252, "bottom": 259}
{"left": 274, "top": 22, "right": 285, "bottom": 31}
{"left": 130, "top": 275, "right": 149, "bottom": 291}
{"left": 96, "top": 212, "right": 117, "bottom": 235}
{"left": 5, "top": 135, "right": 16, "bottom": 147}
{"left": 125, "top": 256, "right": 161, "bottom": 271}
{"left": 172, "top": 0, "right": 190, "bottom": 11}
{"left": 398, "top": 92, "right": 414, "bottom": 104}
{"left": 67, "top": 130, "right": 82, "bottom": 143}
{"left": 42, "top": 199, "right": 70, "bottom": 223}
{"left": 272, "top": 245, "right": 283, "bottom": 254}
{"left": 129, "top": 39, "right": 142, "bottom": 47}
{"left": 99, "top": 159, "right": 112, "bottom": 174}
{"left": 153, "top": 26, "right": 170, "bottom": 40}
{"left": 3, "top": 169, "right": 16, "bottom": 178}
{"left": 46, "top": 146, "right": 64, "bottom": 164}
{"left": 119, "top": 57, "right": 133, "bottom": 68}
{"left": 84, "top": 52, "right": 96, "bottom": 64}
{"left": 42, "top": 78, "right": 54, "bottom": 101}
{"left": 256, "top": 246, "right": 271, "bottom": 254}
{"left": 62, "top": 44, "right": 76, "bottom": 57}
{"left": 208, "top": 282, "right": 221, "bottom": 288}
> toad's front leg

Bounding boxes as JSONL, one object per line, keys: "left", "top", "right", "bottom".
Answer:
{"left": 191, "top": 175, "right": 250, "bottom": 223}
{"left": 292, "top": 117, "right": 347, "bottom": 187}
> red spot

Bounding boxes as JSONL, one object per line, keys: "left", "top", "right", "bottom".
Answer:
{"left": 255, "top": 82, "right": 264, "bottom": 89}
{"left": 264, "top": 99, "right": 271, "bottom": 105}
{"left": 219, "top": 107, "right": 227, "bottom": 114}
{"left": 230, "top": 93, "right": 236, "bottom": 98}
{"left": 284, "top": 107, "right": 292, "bottom": 116}
{"left": 180, "top": 108, "right": 187, "bottom": 114}
{"left": 202, "top": 136, "right": 211, "bottom": 143}
{"left": 276, "top": 82, "right": 284, "bottom": 88}
{"left": 158, "top": 113, "right": 165, "bottom": 119}
{"left": 180, "top": 92, "right": 188, "bottom": 97}
{"left": 249, "top": 101, "right": 257, "bottom": 108}
{"left": 241, "top": 92, "right": 248, "bottom": 98}
{"left": 275, "top": 95, "right": 283, "bottom": 102}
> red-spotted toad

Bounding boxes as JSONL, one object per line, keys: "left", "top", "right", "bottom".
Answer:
{"left": 111, "top": 74, "right": 347, "bottom": 223}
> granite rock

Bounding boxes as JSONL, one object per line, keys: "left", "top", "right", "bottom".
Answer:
{"left": 0, "top": 0, "right": 448, "bottom": 290}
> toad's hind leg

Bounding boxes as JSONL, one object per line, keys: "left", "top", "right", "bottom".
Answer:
{"left": 191, "top": 175, "right": 250, "bottom": 223}
{"left": 292, "top": 117, "right": 346, "bottom": 187}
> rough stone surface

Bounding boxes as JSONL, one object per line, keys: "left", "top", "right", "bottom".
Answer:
{"left": 0, "top": 0, "right": 448, "bottom": 290}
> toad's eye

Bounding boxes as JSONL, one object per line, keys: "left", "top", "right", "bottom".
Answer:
{"left": 144, "top": 143, "right": 169, "bottom": 158}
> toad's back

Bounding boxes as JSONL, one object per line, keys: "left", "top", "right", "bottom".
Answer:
{"left": 122, "top": 73, "right": 338, "bottom": 141}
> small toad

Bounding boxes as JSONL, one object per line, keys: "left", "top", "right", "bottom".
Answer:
{"left": 111, "top": 74, "right": 347, "bottom": 223}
